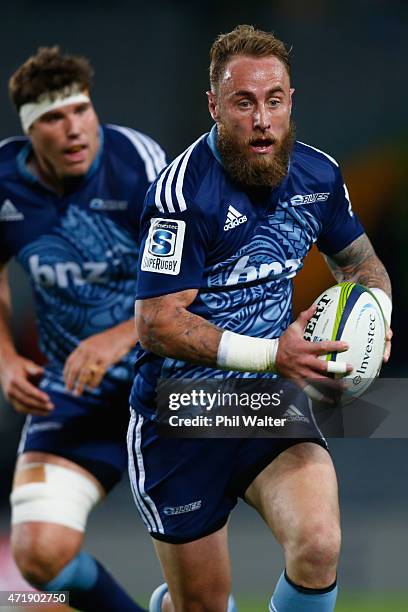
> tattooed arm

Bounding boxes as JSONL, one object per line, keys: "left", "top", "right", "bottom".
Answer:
{"left": 324, "top": 233, "right": 392, "bottom": 361}
{"left": 136, "top": 288, "right": 350, "bottom": 379}
{"left": 136, "top": 289, "right": 223, "bottom": 365}
{"left": 323, "top": 233, "right": 391, "bottom": 298}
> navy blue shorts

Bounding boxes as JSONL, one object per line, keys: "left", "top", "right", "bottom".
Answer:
{"left": 127, "top": 408, "right": 328, "bottom": 544}
{"left": 18, "top": 385, "right": 131, "bottom": 492}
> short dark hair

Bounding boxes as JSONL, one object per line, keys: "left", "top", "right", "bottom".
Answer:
{"left": 9, "top": 46, "right": 94, "bottom": 111}
{"left": 209, "top": 24, "right": 291, "bottom": 95}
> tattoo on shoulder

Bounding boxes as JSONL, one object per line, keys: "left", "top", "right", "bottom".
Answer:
{"left": 325, "top": 234, "right": 391, "bottom": 297}
{"left": 329, "top": 234, "right": 374, "bottom": 269}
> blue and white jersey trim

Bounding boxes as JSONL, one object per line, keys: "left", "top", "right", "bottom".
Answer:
{"left": 269, "top": 598, "right": 278, "bottom": 612}
{"left": 297, "top": 140, "right": 339, "bottom": 167}
{"left": 0, "top": 136, "right": 27, "bottom": 150}
{"left": 127, "top": 410, "right": 164, "bottom": 534}
{"left": 17, "top": 416, "right": 32, "bottom": 455}
{"left": 154, "top": 134, "right": 206, "bottom": 213}
{"left": 107, "top": 124, "right": 166, "bottom": 181}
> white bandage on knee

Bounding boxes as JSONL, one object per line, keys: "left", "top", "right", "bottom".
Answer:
{"left": 217, "top": 331, "right": 279, "bottom": 372}
{"left": 10, "top": 463, "right": 102, "bottom": 532}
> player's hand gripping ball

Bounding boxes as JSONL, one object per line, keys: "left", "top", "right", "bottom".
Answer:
{"left": 304, "top": 283, "right": 386, "bottom": 404}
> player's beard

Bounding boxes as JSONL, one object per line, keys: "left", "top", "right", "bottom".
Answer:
{"left": 217, "top": 120, "right": 295, "bottom": 190}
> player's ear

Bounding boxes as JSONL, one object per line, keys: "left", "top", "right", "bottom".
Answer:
{"left": 207, "top": 90, "right": 219, "bottom": 121}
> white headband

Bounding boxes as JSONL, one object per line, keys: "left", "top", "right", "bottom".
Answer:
{"left": 19, "top": 86, "right": 90, "bottom": 133}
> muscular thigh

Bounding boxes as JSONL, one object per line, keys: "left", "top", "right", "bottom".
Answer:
{"left": 244, "top": 442, "right": 340, "bottom": 545}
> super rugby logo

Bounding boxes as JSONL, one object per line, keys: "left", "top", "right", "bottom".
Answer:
{"left": 141, "top": 218, "right": 186, "bottom": 275}
{"left": 148, "top": 221, "right": 178, "bottom": 257}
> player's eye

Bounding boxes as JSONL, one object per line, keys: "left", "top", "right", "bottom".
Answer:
{"left": 268, "top": 99, "right": 280, "bottom": 107}
{"left": 237, "top": 100, "right": 252, "bottom": 109}
{"left": 75, "top": 103, "right": 90, "bottom": 115}
{"left": 42, "top": 113, "right": 63, "bottom": 123}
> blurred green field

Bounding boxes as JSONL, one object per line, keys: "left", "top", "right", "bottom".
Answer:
{"left": 138, "top": 593, "right": 408, "bottom": 611}
{"left": 236, "top": 594, "right": 408, "bottom": 611}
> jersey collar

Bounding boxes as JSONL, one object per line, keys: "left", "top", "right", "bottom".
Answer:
{"left": 206, "top": 125, "right": 223, "bottom": 166}
{"left": 16, "top": 125, "right": 104, "bottom": 191}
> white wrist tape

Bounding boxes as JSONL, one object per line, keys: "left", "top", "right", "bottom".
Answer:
{"left": 10, "top": 463, "right": 101, "bottom": 532}
{"left": 19, "top": 84, "right": 90, "bottom": 133}
{"left": 217, "top": 330, "right": 279, "bottom": 372}
{"left": 371, "top": 288, "right": 392, "bottom": 326}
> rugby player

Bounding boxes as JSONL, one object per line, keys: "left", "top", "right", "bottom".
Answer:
{"left": 0, "top": 47, "right": 166, "bottom": 611}
{"left": 130, "top": 25, "right": 393, "bottom": 612}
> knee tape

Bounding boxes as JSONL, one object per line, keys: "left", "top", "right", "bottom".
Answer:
{"left": 10, "top": 463, "right": 102, "bottom": 532}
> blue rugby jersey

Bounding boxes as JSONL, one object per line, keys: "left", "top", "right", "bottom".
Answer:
{"left": 0, "top": 125, "right": 166, "bottom": 395}
{"left": 130, "top": 126, "right": 365, "bottom": 417}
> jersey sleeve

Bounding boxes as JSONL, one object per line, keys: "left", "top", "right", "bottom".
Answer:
{"left": 105, "top": 125, "right": 168, "bottom": 239}
{"left": 136, "top": 196, "right": 214, "bottom": 299}
{"left": 316, "top": 166, "right": 365, "bottom": 255}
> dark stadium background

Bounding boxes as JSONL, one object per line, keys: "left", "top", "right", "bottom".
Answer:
{"left": 0, "top": 1, "right": 407, "bottom": 610}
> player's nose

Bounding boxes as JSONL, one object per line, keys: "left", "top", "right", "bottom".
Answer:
{"left": 65, "top": 114, "right": 82, "bottom": 137}
{"left": 253, "top": 105, "right": 270, "bottom": 130}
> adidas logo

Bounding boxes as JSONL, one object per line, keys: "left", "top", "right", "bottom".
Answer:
{"left": 283, "top": 404, "right": 310, "bottom": 423}
{"left": 223, "top": 205, "right": 248, "bottom": 232}
{"left": 0, "top": 199, "right": 24, "bottom": 222}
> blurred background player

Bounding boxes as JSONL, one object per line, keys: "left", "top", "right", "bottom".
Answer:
{"left": 130, "top": 25, "right": 392, "bottom": 612}
{"left": 0, "top": 47, "right": 166, "bottom": 611}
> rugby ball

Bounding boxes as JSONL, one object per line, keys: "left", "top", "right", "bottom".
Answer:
{"left": 304, "top": 283, "right": 386, "bottom": 404}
